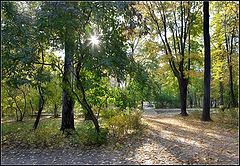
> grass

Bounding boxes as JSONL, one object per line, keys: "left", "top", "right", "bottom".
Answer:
{"left": 2, "top": 117, "right": 107, "bottom": 149}
{"left": 187, "top": 108, "right": 239, "bottom": 131}
{"left": 1, "top": 110, "right": 145, "bottom": 149}
{"left": 2, "top": 118, "right": 65, "bottom": 149}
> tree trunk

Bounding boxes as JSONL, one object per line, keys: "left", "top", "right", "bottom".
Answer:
{"left": 19, "top": 90, "right": 27, "bottom": 121}
{"left": 60, "top": 27, "right": 75, "bottom": 132}
{"left": 61, "top": 90, "right": 75, "bottom": 131}
{"left": 84, "top": 111, "right": 92, "bottom": 120}
{"left": 54, "top": 103, "right": 58, "bottom": 118}
{"left": 33, "top": 87, "right": 45, "bottom": 130}
{"left": 30, "top": 100, "right": 34, "bottom": 118}
{"left": 75, "top": 62, "right": 100, "bottom": 133}
{"left": 141, "top": 100, "right": 144, "bottom": 110}
{"left": 229, "top": 63, "right": 237, "bottom": 107}
{"left": 219, "top": 81, "right": 224, "bottom": 105}
{"left": 78, "top": 81, "right": 100, "bottom": 133}
{"left": 14, "top": 107, "right": 18, "bottom": 122}
{"left": 202, "top": 0, "right": 212, "bottom": 121}
{"left": 178, "top": 77, "right": 188, "bottom": 116}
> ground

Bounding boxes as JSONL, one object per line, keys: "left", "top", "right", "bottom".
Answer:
{"left": 1, "top": 109, "right": 239, "bottom": 165}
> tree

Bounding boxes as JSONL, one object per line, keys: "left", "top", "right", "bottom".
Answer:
{"left": 210, "top": 1, "right": 239, "bottom": 108}
{"left": 139, "top": 2, "right": 202, "bottom": 115}
{"left": 36, "top": 2, "right": 83, "bottom": 132}
{"left": 2, "top": 2, "right": 37, "bottom": 122}
{"left": 222, "top": 2, "right": 238, "bottom": 108}
{"left": 202, "top": 0, "right": 212, "bottom": 121}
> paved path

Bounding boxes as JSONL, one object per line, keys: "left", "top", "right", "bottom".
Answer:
{"left": 2, "top": 110, "right": 239, "bottom": 165}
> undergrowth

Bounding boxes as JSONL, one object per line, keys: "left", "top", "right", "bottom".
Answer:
{"left": 188, "top": 108, "right": 239, "bottom": 130}
{"left": 2, "top": 109, "right": 145, "bottom": 149}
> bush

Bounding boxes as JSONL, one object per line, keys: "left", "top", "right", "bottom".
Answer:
{"left": 100, "top": 109, "right": 118, "bottom": 119}
{"left": 71, "top": 121, "right": 108, "bottom": 146}
{"left": 104, "top": 109, "right": 143, "bottom": 139}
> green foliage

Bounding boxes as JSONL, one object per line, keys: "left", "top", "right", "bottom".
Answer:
{"left": 70, "top": 121, "right": 108, "bottom": 146}
{"left": 2, "top": 119, "right": 65, "bottom": 148}
{"left": 103, "top": 109, "right": 144, "bottom": 139}
{"left": 2, "top": 118, "right": 108, "bottom": 148}
{"left": 100, "top": 109, "right": 118, "bottom": 119}
{"left": 155, "top": 92, "right": 180, "bottom": 108}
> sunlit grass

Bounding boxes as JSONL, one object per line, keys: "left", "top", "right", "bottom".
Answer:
{"left": 186, "top": 108, "right": 239, "bottom": 131}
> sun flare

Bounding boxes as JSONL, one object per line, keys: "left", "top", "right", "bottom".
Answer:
{"left": 89, "top": 35, "right": 99, "bottom": 46}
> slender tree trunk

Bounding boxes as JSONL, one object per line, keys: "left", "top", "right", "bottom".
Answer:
{"left": 84, "top": 111, "right": 92, "bottom": 120}
{"left": 202, "top": 0, "right": 212, "bottom": 121}
{"left": 60, "top": 27, "right": 75, "bottom": 132}
{"left": 54, "top": 103, "right": 58, "bottom": 118}
{"left": 14, "top": 107, "right": 19, "bottom": 122}
{"left": 141, "top": 100, "right": 144, "bottom": 110}
{"left": 228, "top": 63, "right": 237, "bottom": 107}
{"left": 33, "top": 87, "right": 45, "bottom": 130}
{"left": 78, "top": 80, "right": 100, "bottom": 133}
{"left": 19, "top": 90, "right": 27, "bottom": 121}
{"left": 30, "top": 100, "right": 34, "bottom": 118}
{"left": 75, "top": 62, "right": 100, "bottom": 133}
{"left": 219, "top": 81, "right": 224, "bottom": 106}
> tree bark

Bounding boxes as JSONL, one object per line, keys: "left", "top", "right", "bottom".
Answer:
{"left": 75, "top": 62, "right": 100, "bottom": 133}
{"left": 202, "top": 0, "right": 212, "bottom": 121}
{"left": 178, "top": 77, "right": 188, "bottom": 116}
{"left": 33, "top": 87, "right": 45, "bottom": 130}
{"left": 60, "top": 27, "right": 75, "bottom": 132}
{"left": 224, "top": 16, "right": 237, "bottom": 108}
{"left": 54, "top": 103, "right": 58, "bottom": 118}
{"left": 14, "top": 107, "right": 18, "bottom": 122}
{"left": 219, "top": 81, "right": 224, "bottom": 105}
{"left": 19, "top": 89, "right": 27, "bottom": 121}
{"left": 84, "top": 111, "right": 92, "bottom": 120}
{"left": 228, "top": 61, "right": 237, "bottom": 107}
{"left": 30, "top": 99, "right": 34, "bottom": 118}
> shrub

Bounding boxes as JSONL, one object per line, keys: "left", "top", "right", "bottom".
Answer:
{"left": 72, "top": 121, "right": 108, "bottom": 146}
{"left": 104, "top": 109, "right": 143, "bottom": 139}
{"left": 100, "top": 109, "right": 118, "bottom": 119}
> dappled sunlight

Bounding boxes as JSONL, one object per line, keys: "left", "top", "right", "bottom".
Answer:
{"left": 146, "top": 121, "right": 209, "bottom": 149}
{"left": 130, "top": 141, "right": 179, "bottom": 164}
{"left": 140, "top": 113, "right": 239, "bottom": 164}
{"left": 144, "top": 115, "right": 235, "bottom": 141}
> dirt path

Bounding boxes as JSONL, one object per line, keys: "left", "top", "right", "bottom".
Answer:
{"left": 1, "top": 111, "right": 239, "bottom": 165}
